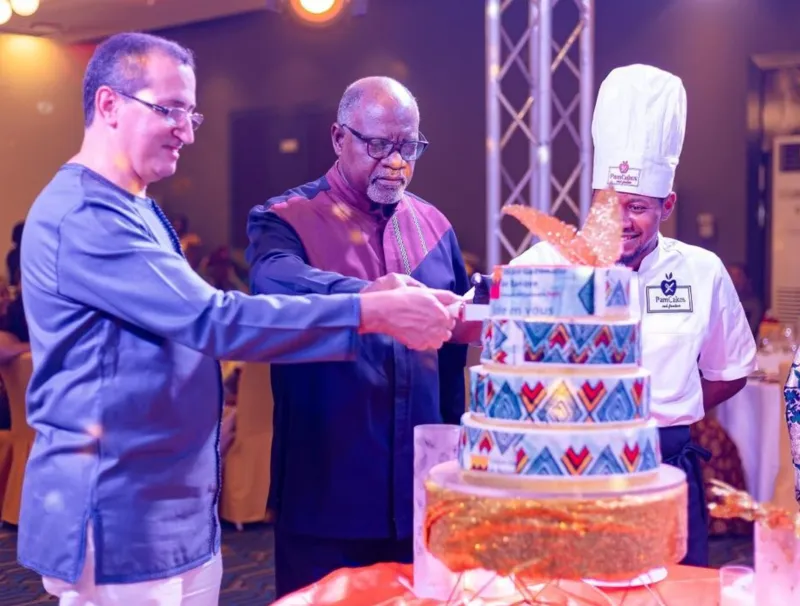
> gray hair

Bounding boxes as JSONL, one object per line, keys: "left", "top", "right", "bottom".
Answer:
{"left": 336, "top": 76, "right": 419, "bottom": 125}
{"left": 82, "top": 32, "right": 195, "bottom": 127}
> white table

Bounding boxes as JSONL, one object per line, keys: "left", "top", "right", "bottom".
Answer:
{"left": 715, "top": 379, "right": 783, "bottom": 502}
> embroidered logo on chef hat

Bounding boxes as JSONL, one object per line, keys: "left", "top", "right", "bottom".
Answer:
{"left": 608, "top": 160, "right": 641, "bottom": 190}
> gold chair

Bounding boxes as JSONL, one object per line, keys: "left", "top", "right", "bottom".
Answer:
{"left": 0, "top": 352, "right": 34, "bottom": 525}
{"left": 219, "top": 362, "right": 274, "bottom": 529}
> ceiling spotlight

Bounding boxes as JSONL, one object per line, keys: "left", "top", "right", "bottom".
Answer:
{"left": 298, "top": 0, "right": 336, "bottom": 14}
{"left": 290, "top": 0, "right": 345, "bottom": 24}
{"left": 0, "top": 0, "right": 11, "bottom": 25}
{"left": 10, "top": 0, "right": 39, "bottom": 17}
{"left": 266, "top": 0, "right": 367, "bottom": 25}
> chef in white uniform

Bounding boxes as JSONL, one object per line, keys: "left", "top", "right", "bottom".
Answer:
{"left": 510, "top": 64, "right": 757, "bottom": 566}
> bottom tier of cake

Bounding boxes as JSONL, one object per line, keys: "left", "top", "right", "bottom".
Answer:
{"left": 459, "top": 412, "right": 661, "bottom": 479}
{"left": 424, "top": 461, "right": 687, "bottom": 582}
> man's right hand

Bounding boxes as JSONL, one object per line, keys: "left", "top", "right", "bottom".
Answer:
{"left": 359, "top": 288, "right": 460, "bottom": 351}
{"left": 361, "top": 273, "right": 426, "bottom": 293}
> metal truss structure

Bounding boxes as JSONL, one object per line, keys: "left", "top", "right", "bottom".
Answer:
{"left": 485, "top": 0, "right": 595, "bottom": 268}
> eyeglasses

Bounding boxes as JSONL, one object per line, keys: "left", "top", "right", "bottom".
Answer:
{"left": 342, "top": 124, "right": 428, "bottom": 161}
{"left": 115, "top": 90, "right": 204, "bottom": 131}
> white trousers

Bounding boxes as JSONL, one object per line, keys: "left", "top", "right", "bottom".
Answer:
{"left": 42, "top": 526, "right": 223, "bottom": 606}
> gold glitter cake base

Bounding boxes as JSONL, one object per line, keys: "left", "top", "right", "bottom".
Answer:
{"left": 424, "top": 461, "right": 687, "bottom": 582}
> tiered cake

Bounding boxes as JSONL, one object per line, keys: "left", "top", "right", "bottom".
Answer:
{"left": 424, "top": 263, "right": 688, "bottom": 583}
{"left": 464, "top": 264, "right": 657, "bottom": 483}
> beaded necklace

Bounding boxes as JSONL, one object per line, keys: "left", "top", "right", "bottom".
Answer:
{"left": 149, "top": 200, "right": 185, "bottom": 258}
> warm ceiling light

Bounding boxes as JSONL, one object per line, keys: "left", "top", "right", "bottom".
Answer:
{"left": 10, "top": 0, "right": 39, "bottom": 17}
{"left": 298, "top": 0, "right": 335, "bottom": 14}
{"left": 290, "top": 0, "right": 345, "bottom": 24}
{"left": 0, "top": 0, "right": 11, "bottom": 25}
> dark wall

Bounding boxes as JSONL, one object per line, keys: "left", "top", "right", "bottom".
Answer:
{"left": 594, "top": 0, "right": 800, "bottom": 265}
{"left": 152, "top": 0, "right": 800, "bottom": 266}
{"left": 151, "top": 0, "right": 485, "bottom": 257}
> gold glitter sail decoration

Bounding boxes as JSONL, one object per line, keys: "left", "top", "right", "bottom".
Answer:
{"left": 708, "top": 479, "right": 800, "bottom": 537}
{"left": 502, "top": 187, "right": 623, "bottom": 267}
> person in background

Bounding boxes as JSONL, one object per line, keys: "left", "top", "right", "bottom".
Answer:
{"left": 727, "top": 263, "right": 763, "bottom": 338}
{"left": 200, "top": 246, "right": 250, "bottom": 293}
{"left": 0, "top": 276, "right": 10, "bottom": 329}
{"left": 173, "top": 213, "right": 203, "bottom": 269}
{"left": 247, "top": 76, "right": 477, "bottom": 598}
{"left": 0, "top": 238, "right": 29, "bottom": 343}
{"left": 3, "top": 291, "right": 28, "bottom": 344}
{"left": 509, "top": 64, "right": 756, "bottom": 567}
{"left": 0, "top": 275, "right": 29, "bottom": 432}
{"left": 18, "top": 33, "right": 460, "bottom": 606}
{"left": 6, "top": 221, "right": 23, "bottom": 289}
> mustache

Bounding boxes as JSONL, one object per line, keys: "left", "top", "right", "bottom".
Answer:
{"left": 372, "top": 174, "right": 406, "bottom": 183}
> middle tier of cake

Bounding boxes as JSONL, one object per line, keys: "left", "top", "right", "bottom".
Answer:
{"left": 459, "top": 412, "right": 661, "bottom": 479}
{"left": 470, "top": 365, "right": 651, "bottom": 423}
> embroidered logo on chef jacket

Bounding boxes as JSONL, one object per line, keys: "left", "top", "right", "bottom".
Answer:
{"left": 645, "top": 272, "right": 693, "bottom": 313}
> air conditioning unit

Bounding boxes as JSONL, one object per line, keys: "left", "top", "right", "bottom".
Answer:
{"left": 770, "top": 134, "right": 800, "bottom": 323}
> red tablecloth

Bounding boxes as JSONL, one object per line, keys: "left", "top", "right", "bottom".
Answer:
{"left": 273, "top": 563, "right": 720, "bottom": 605}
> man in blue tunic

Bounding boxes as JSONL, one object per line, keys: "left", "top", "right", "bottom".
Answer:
{"left": 17, "top": 34, "right": 459, "bottom": 605}
{"left": 247, "top": 76, "right": 478, "bottom": 597}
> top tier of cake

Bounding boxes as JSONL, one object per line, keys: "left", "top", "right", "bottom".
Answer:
{"left": 490, "top": 265, "right": 632, "bottom": 320}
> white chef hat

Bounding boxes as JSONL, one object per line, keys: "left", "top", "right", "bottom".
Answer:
{"left": 592, "top": 64, "right": 687, "bottom": 199}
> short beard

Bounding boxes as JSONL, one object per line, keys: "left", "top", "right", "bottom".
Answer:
{"left": 618, "top": 236, "right": 659, "bottom": 268}
{"left": 367, "top": 181, "right": 405, "bottom": 205}
{"left": 618, "top": 251, "right": 639, "bottom": 267}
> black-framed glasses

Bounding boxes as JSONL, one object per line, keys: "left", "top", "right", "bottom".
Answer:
{"left": 342, "top": 124, "right": 428, "bottom": 161}
{"left": 115, "top": 90, "right": 204, "bottom": 131}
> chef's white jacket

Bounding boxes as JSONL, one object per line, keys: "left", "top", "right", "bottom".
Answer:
{"left": 508, "top": 234, "right": 757, "bottom": 427}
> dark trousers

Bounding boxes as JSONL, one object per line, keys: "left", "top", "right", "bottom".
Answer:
{"left": 274, "top": 527, "right": 413, "bottom": 599}
{"left": 659, "top": 425, "right": 711, "bottom": 567}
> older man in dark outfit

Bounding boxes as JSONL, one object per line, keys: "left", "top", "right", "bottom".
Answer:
{"left": 247, "top": 76, "right": 475, "bottom": 597}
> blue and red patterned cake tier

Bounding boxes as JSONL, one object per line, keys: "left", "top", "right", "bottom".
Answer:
{"left": 469, "top": 366, "right": 650, "bottom": 424}
{"left": 458, "top": 412, "right": 661, "bottom": 478}
{"left": 489, "top": 265, "right": 632, "bottom": 319}
{"left": 481, "top": 318, "right": 641, "bottom": 366}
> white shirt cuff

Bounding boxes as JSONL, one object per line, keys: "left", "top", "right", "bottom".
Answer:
{"left": 699, "top": 363, "right": 756, "bottom": 382}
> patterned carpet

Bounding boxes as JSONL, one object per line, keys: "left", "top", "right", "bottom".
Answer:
{"left": 0, "top": 522, "right": 751, "bottom": 605}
